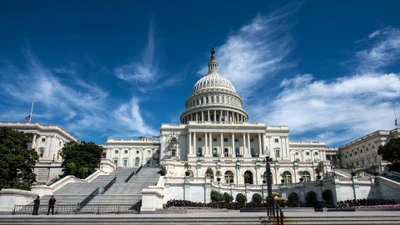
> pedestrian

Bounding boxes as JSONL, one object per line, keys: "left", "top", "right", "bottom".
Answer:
{"left": 47, "top": 195, "right": 56, "bottom": 215}
{"left": 32, "top": 196, "right": 40, "bottom": 215}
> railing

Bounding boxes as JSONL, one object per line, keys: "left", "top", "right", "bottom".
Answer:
{"left": 77, "top": 187, "right": 99, "bottom": 211}
{"left": 102, "top": 174, "right": 117, "bottom": 194}
{"left": 13, "top": 204, "right": 138, "bottom": 215}
{"left": 135, "top": 165, "right": 143, "bottom": 175}
{"left": 125, "top": 169, "right": 136, "bottom": 183}
{"left": 13, "top": 204, "right": 78, "bottom": 215}
{"left": 266, "top": 197, "right": 284, "bottom": 225}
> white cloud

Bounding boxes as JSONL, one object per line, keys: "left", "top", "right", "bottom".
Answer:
{"left": 52, "top": 67, "right": 76, "bottom": 75}
{"left": 113, "top": 97, "right": 158, "bottom": 136}
{"left": 197, "top": 3, "right": 300, "bottom": 99}
{"left": 0, "top": 48, "right": 157, "bottom": 140}
{"left": 357, "top": 27, "right": 400, "bottom": 72}
{"left": 115, "top": 22, "right": 156, "bottom": 82}
{"left": 249, "top": 73, "right": 400, "bottom": 145}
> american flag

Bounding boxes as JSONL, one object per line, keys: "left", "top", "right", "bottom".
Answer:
{"left": 395, "top": 119, "right": 398, "bottom": 127}
{"left": 25, "top": 115, "right": 31, "bottom": 122}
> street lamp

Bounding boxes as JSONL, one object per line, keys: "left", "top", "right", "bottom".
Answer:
{"left": 265, "top": 148, "right": 274, "bottom": 216}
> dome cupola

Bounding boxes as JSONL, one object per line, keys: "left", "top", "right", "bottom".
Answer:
{"left": 180, "top": 48, "right": 248, "bottom": 124}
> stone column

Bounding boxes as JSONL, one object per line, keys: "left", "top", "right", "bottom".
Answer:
{"left": 209, "top": 132, "right": 213, "bottom": 156}
{"left": 188, "top": 132, "right": 192, "bottom": 156}
{"left": 258, "top": 133, "right": 262, "bottom": 157}
{"left": 220, "top": 133, "right": 224, "bottom": 157}
{"left": 193, "top": 132, "right": 197, "bottom": 156}
{"left": 281, "top": 136, "right": 285, "bottom": 159}
{"left": 201, "top": 111, "right": 204, "bottom": 122}
{"left": 242, "top": 133, "right": 246, "bottom": 156}
{"left": 260, "top": 134, "right": 265, "bottom": 157}
{"left": 205, "top": 132, "right": 208, "bottom": 156}
{"left": 232, "top": 133, "right": 235, "bottom": 157}
{"left": 32, "top": 134, "right": 37, "bottom": 149}
{"left": 246, "top": 133, "right": 251, "bottom": 158}
{"left": 208, "top": 111, "right": 210, "bottom": 122}
{"left": 214, "top": 110, "right": 216, "bottom": 121}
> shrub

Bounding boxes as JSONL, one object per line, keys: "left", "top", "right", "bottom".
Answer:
{"left": 211, "top": 190, "right": 224, "bottom": 202}
{"left": 223, "top": 193, "right": 234, "bottom": 203}
{"left": 252, "top": 193, "right": 263, "bottom": 203}
{"left": 236, "top": 193, "right": 247, "bottom": 204}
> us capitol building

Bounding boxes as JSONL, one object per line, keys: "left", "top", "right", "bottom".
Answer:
{"left": 107, "top": 49, "right": 341, "bottom": 185}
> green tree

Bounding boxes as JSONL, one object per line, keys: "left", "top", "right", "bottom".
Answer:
{"left": 61, "top": 141, "right": 103, "bottom": 179}
{"left": 378, "top": 138, "right": 400, "bottom": 172}
{"left": 0, "top": 127, "right": 38, "bottom": 190}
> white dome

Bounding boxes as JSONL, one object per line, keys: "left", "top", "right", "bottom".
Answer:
{"left": 192, "top": 73, "right": 236, "bottom": 93}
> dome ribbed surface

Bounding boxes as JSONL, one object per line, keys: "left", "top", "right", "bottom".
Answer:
{"left": 192, "top": 73, "right": 236, "bottom": 93}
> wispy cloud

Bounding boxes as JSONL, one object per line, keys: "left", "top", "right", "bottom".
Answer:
{"left": 198, "top": 2, "right": 301, "bottom": 99}
{"left": 357, "top": 27, "right": 400, "bottom": 72}
{"left": 113, "top": 97, "right": 158, "bottom": 136}
{"left": 52, "top": 67, "right": 76, "bottom": 75}
{"left": 115, "top": 22, "right": 156, "bottom": 83}
{"left": 0, "top": 48, "right": 158, "bottom": 141}
{"left": 250, "top": 73, "right": 399, "bottom": 144}
{"left": 114, "top": 21, "right": 179, "bottom": 93}
{"left": 248, "top": 27, "right": 400, "bottom": 145}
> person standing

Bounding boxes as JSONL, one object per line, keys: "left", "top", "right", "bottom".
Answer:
{"left": 32, "top": 196, "right": 40, "bottom": 215}
{"left": 47, "top": 195, "right": 56, "bottom": 215}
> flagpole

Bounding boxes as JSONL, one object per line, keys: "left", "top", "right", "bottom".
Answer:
{"left": 29, "top": 101, "right": 34, "bottom": 123}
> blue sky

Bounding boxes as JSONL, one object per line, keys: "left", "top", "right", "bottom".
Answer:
{"left": 1, "top": 1, "right": 399, "bottom": 146}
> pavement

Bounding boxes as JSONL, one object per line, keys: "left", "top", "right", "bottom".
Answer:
{"left": 1, "top": 210, "right": 399, "bottom": 218}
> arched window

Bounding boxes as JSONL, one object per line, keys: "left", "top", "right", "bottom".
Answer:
{"left": 198, "top": 147, "right": 203, "bottom": 157}
{"left": 244, "top": 171, "right": 253, "bottom": 184}
{"left": 213, "top": 148, "right": 218, "bottom": 157}
{"left": 135, "top": 157, "right": 140, "bottom": 167}
{"left": 224, "top": 148, "right": 229, "bottom": 157}
{"left": 262, "top": 171, "right": 273, "bottom": 184}
{"left": 303, "top": 171, "right": 311, "bottom": 182}
{"left": 282, "top": 171, "right": 292, "bottom": 184}
{"left": 225, "top": 171, "right": 234, "bottom": 184}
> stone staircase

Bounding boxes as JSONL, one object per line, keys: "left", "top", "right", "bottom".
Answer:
{"left": 2, "top": 211, "right": 400, "bottom": 224}
{"left": 89, "top": 167, "right": 160, "bottom": 206}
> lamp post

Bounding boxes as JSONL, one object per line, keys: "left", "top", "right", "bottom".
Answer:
{"left": 265, "top": 148, "right": 274, "bottom": 216}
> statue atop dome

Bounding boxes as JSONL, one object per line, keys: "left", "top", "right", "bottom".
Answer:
{"left": 211, "top": 48, "right": 215, "bottom": 60}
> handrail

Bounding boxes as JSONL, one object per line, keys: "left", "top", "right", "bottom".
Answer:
{"left": 267, "top": 196, "right": 284, "bottom": 225}
{"left": 135, "top": 165, "right": 143, "bottom": 175}
{"left": 125, "top": 169, "right": 136, "bottom": 183}
{"left": 77, "top": 187, "right": 99, "bottom": 211}
{"left": 102, "top": 174, "right": 117, "bottom": 194}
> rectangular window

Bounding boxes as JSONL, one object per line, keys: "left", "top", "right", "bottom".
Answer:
{"left": 235, "top": 138, "right": 239, "bottom": 142}
{"left": 250, "top": 138, "right": 254, "bottom": 142}
{"left": 306, "top": 152, "right": 310, "bottom": 155}
{"left": 124, "top": 150, "right": 128, "bottom": 154}
{"left": 198, "top": 138, "right": 202, "bottom": 142}
{"left": 213, "top": 138, "right": 217, "bottom": 142}
{"left": 123, "top": 160, "right": 127, "bottom": 167}
{"left": 275, "top": 150, "right": 280, "bottom": 158}
{"left": 114, "top": 160, "right": 118, "bottom": 165}
{"left": 115, "top": 150, "right": 119, "bottom": 154}
{"left": 42, "top": 138, "right": 46, "bottom": 142}
{"left": 274, "top": 138, "right": 279, "bottom": 143}
{"left": 224, "top": 138, "right": 228, "bottom": 142}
